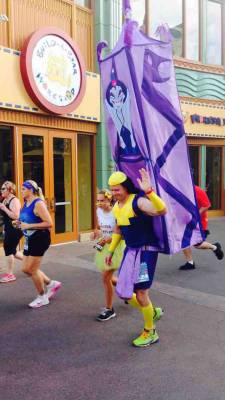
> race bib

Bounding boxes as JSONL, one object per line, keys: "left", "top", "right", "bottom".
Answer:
{"left": 24, "top": 236, "right": 28, "bottom": 251}
{"left": 137, "top": 262, "right": 149, "bottom": 283}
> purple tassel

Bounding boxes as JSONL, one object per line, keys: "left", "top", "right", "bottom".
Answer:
{"left": 96, "top": 41, "right": 108, "bottom": 63}
{"left": 155, "top": 23, "right": 174, "bottom": 43}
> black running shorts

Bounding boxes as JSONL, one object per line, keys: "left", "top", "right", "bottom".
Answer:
{"left": 23, "top": 230, "right": 51, "bottom": 257}
{"left": 3, "top": 228, "right": 23, "bottom": 256}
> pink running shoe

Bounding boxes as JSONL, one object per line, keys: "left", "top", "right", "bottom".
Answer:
{"left": 28, "top": 294, "right": 49, "bottom": 308}
{"left": 46, "top": 280, "right": 61, "bottom": 299}
{"left": 0, "top": 273, "right": 16, "bottom": 283}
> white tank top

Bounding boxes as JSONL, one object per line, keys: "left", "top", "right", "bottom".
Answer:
{"left": 97, "top": 208, "right": 115, "bottom": 238}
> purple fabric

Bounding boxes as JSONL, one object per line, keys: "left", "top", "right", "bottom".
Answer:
{"left": 155, "top": 23, "right": 174, "bottom": 43}
{"left": 124, "top": 20, "right": 138, "bottom": 46}
{"left": 123, "top": 0, "right": 131, "bottom": 12}
{"left": 97, "top": 41, "right": 108, "bottom": 63}
{"left": 98, "top": 20, "right": 204, "bottom": 254}
{"left": 116, "top": 247, "right": 141, "bottom": 299}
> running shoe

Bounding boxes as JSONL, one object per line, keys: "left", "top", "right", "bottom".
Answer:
{"left": 213, "top": 242, "right": 224, "bottom": 260}
{"left": 28, "top": 294, "right": 49, "bottom": 308}
{"left": 46, "top": 280, "right": 62, "bottom": 299}
{"left": 132, "top": 329, "right": 159, "bottom": 348}
{"left": 153, "top": 307, "right": 164, "bottom": 322}
{"left": 0, "top": 273, "right": 16, "bottom": 283}
{"left": 97, "top": 307, "right": 116, "bottom": 321}
{"left": 179, "top": 262, "right": 196, "bottom": 270}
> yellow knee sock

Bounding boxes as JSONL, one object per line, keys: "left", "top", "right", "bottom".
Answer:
{"left": 141, "top": 303, "right": 154, "bottom": 331}
{"left": 128, "top": 296, "right": 154, "bottom": 330}
{"left": 128, "top": 293, "right": 142, "bottom": 309}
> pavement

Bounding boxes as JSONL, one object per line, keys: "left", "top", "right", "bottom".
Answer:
{"left": 0, "top": 218, "right": 225, "bottom": 400}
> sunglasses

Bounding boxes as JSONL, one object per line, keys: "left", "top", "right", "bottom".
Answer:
{"left": 1, "top": 187, "right": 7, "bottom": 192}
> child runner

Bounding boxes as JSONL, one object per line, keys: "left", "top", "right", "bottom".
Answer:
{"left": 94, "top": 189, "right": 125, "bottom": 321}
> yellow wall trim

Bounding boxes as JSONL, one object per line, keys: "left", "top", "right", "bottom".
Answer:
{"left": 0, "top": 109, "right": 97, "bottom": 133}
{"left": 0, "top": 45, "right": 100, "bottom": 122}
{"left": 181, "top": 98, "right": 225, "bottom": 138}
{"left": 174, "top": 57, "right": 225, "bottom": 76}
{"left": 181, "top": 97, "right": 225, "bottom": 108}
{"left": 208, "top": 210, "right": 225, "bottom": 218}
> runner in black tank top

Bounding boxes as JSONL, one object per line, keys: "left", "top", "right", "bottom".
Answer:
{"left": 0, "top": 181, "right": 23, "bottom": 283}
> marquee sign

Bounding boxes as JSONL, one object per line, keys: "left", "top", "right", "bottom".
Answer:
{"left": 20, "top": 27, "right": 86, "bottom": 115}
{"left": 191, "top": 114, "right": 225, "bottom": 126}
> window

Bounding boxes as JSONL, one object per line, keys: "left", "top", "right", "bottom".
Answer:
{"left": 0, "top": 126, "right": 14, "bottom": 244}
{"left": 130, "top": 0, "right": 146, "bottom": 28}
{"left": 206, "top": 147, "right": 222, "bottom": 209}
{"left": 150, "top": 0, "right": 183, "bottom": 57}
{"left": 206, "top": 1, "right": 222, "bottom": 65}
{"left": 148, "top": 0, "right": 224, "bottom": 65}
{"left": 0, "top": 126, "right": 14, "bottom": 184}
{"left": 189, "top": 146, "right": 200, "bottom": 185}
{"left": 75, "top": 0, "right": 91, "bottom": 8}
{"left": 185, "top": 0, "right": 199, "bottom": 61}
{"left": 77, "top": 134, "right": 94, "bottom": 231}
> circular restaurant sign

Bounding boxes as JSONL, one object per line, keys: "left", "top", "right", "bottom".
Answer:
{"left": 20, "top": 27, "right": 86, "bottom": 115}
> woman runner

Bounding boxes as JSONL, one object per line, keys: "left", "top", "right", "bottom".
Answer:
{"left": 0, "top": 181, "right": 23, "bottom": 283}
{"left": 14, "top": 180, "right": 61, "bottom": 308}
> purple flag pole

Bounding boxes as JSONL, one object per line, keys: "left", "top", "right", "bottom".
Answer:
{"left": 123, "top": 0, "right": 132, "bottom": 19}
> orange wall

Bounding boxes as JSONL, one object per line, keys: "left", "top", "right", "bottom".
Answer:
{"left": 0, "top": 0, "right": 93, "bottom": 70}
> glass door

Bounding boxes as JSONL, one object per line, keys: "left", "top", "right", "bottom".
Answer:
{"left": 48, "top": 131, "right": 77, "bottom": 244}
{"left": 17, "top": 127, "right": 77, "bottom": 244}
{"left": 0, "top": 126, "right": 14, "bottom": 246}
{"left": 206, "top": 146, "right": 222, "bottom": 210}
{"left": 17, "top": 127, "right": 49, "bottom": 202}
{"left": 189, "top": 145, "right": 200, "bottom": 185}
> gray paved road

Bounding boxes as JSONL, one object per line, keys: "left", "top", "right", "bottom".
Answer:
{"left": 0, "top": 218, "right": 225, "bottom": 400}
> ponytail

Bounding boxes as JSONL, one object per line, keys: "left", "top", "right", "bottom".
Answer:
{"left": 37, "top": 186, "right": 45, "bottom": 201}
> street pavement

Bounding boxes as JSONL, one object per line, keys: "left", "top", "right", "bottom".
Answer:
{"left": 0, "top": 218, "right": 225, "bottom": 400}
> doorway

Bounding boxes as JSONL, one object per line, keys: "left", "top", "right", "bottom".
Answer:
{"left": 17, "top": 127, "right": 77, "bottom": 244}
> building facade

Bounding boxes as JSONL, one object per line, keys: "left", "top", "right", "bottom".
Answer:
{"left": 0, "top": 0, "right": 100, "bottom": 245}
{"left": 95, "top": 0, "right": 225, "bottom": 217}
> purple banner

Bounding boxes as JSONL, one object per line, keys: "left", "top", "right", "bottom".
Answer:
{"left": 97, "top": 20, "right": 203, "bottom": 254}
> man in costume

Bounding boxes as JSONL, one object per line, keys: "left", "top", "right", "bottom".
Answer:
{"left": 179, "top": 185, "right": 224, "bottom": 270}
{"left": 106, "top": 168, "right": 167, "bottom": 348}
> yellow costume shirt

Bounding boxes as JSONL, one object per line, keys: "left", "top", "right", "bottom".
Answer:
{"left": 113, "top": 194, "right": 136, "bottom": 226}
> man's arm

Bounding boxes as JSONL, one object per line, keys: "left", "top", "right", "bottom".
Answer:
{"left": 136, "top": 168, "right": 167, "bottom": 216}
{"left": 105, "top": 224, "right": 122, "bottom": 266}
{"left": 137, "top": 196, "right": 167, "bottom": 217}
{"left": 199, "top": 206, "right": 209, "bottom": 215}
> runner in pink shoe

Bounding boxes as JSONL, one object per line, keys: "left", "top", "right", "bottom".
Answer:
{"left": 0, "top": 181, "right": 23, "bottom": 283}
{"left": 14, "top": 180, "right": 61, "bottom": 309}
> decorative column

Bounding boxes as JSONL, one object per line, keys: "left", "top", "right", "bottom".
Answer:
{"left": 201, "top": 145, "right": 206, "bottom": 190}
{"left": 94, "top": 0, "right": 122, "bottom": 188}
